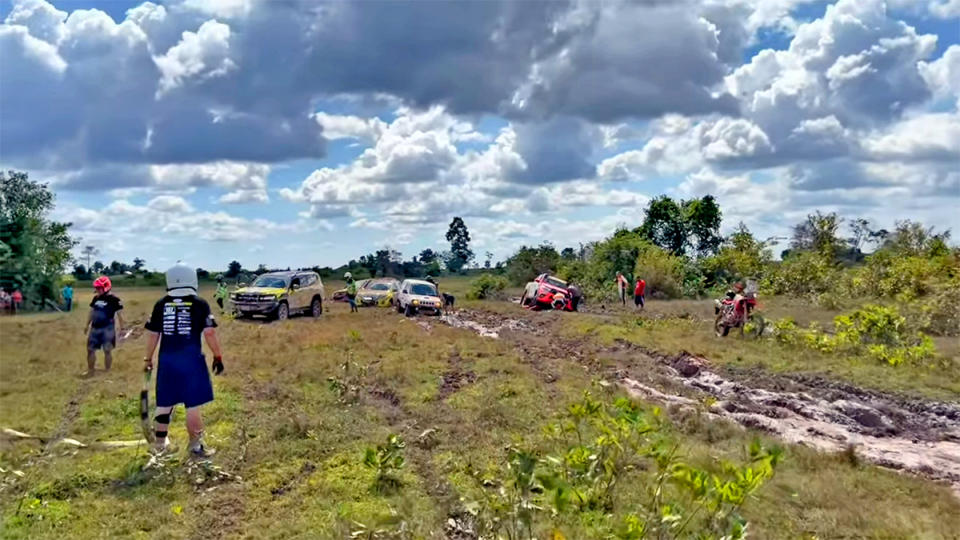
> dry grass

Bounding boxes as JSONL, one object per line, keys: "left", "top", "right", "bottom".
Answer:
{"left": 1, "top": 285, "right": 958, "bottom": 538}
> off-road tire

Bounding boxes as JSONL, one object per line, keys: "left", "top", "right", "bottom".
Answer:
{"left": 275, "top": 302, "right": 289, "bottom": 321}
{"left": 714, "top": 314, "right": 726, "bottom": 337}
{"left": 404, "top": 304, "right": 415, "bottom": 317}
{"left": 396, "top": 301, "right": 404, "bottom": 314}
{"left": 311, "top": 297, "right": 323, "bottom": 318}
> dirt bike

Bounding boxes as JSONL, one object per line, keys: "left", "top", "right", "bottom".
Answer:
{"left": 714, "top": 292, "right": 764, "bottom": 337}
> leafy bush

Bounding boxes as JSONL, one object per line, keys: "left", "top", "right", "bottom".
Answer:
{"left": 761, "top": 251, "right": 838, "bottom": 297}
{"left": 363, "top": 434, "right": 406, "bottom": 493}
{"left": 467, "top": 273, "right": 509, "bottom": 300}
{"left": 463, "top": 393, "right": 781, "bottom": 539}
{"left": 634, "top": 245, "right": 686, "bottom": 299}
{"left": 907, "top": 282, "right": 960, "bottom": 336}
{"left": 773, "top": 305, "right": 937, "bottom": 366}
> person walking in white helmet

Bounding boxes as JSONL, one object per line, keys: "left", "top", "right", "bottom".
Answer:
{"left": 143, "top": 262, "right": 224, "bottom": 457}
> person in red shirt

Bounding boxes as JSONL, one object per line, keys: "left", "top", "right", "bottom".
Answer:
{"left": 11, "top": 289, "right": 23, "bottom": 314}
{"left": 634, "top": 278, "right": 646, "bottom": 310}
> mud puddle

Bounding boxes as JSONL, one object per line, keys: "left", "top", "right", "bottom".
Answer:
{"left": 439, "top": 311, "right": 535, "bottom": 339}
{"left": 443, "top": 309, "right": 960, "bottom": 495}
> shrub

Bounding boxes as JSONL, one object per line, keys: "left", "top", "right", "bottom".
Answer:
{"left": 773, "top": 305, "right": 937, "bottom": 366}
{"left": 467, "top": 273, "right": 509, "bottom": 300}
{"left": 634, "top": 244, "right": 686, "bottom": 299}
{"left": 463, "top": 393, "right": 782, "bottom": 539}
{"left": 761, "top": 251, "right": 838, "bottom": 297}
{"left": 363, "top": 434, "right": 406, "bottom": 493}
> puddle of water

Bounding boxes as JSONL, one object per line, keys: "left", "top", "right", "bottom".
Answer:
{"left": 439, "top": 313, "right": 531, "bottom": 339}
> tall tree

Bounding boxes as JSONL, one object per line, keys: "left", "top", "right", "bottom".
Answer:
{"left": 132, "top": 257, "right": 146, "bottom": 271}
{"left": 637, "top": 196, "right": 687, "bottom": 256}
{"left": 81, "top": 245, "right": 99, "bottom": 269}
{"left": 226, "top": 260, "right": 243, "bottom": 278}
{"left": 0, "top": 171, "right": 76, "bottom": 308}
{"left": 418, "top": 248, "right": 438, "bottom": 264}
{"left": 92, "top": 261, "right": 105, "bottom": 274}
{"left": 682, "top": 195, "right": 722, "bottom": 257}
{"left": 560, "top": 247, "right": 577, "bottom": 260}
{"left": 445, "top": 217, "right": 474, "bottom": 272}
{"left": 791, "top": 211, "right": 843, "bottom": 258}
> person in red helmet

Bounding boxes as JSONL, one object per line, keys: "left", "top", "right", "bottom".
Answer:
{"left": 85, "top": 276, "right": 124, "bottom": 376}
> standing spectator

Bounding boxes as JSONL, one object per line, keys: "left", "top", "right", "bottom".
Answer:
{"left": 615, "top": 272, "right": 630, "bottom": 306}
{"left": 633, "top": 277, "right": 646, "bottom": 310}
{"left": 0, "top": 290, "right": 10, "bottom": 314}
{"left": 85, "top": 277, "right": 124, "bottom": 376}
{"left": 11, "top": 289, "right": 23, "bottom": 314}
{"left": 344, "top": 272, "right": 358, "bottom": 313}
{"left": 62, "top": 283, "right": 74, "bottom": 312}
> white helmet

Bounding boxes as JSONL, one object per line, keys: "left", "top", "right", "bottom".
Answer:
{"left": 344, "top": 272, "right": 352, "bottom": 280}
{"left": 166, "top": 261, "right": 198, "bottom": 297}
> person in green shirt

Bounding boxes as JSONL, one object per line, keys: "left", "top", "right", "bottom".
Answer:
{"left": 213, "top": 275, "right": 229, "bottom": 312}
{"left": 345, "top": 272, "right": 358, "bottom": 313}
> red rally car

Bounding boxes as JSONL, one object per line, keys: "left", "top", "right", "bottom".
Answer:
{"left": 520, "top": 273, "right": 582, "bottom": 312}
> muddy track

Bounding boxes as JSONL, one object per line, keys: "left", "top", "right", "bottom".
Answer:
{"left": 439, "top": 309, "right": 960, "bottom": 497}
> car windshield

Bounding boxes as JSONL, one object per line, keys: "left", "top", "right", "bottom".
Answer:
{"left": 545, "top": 276, "right": 567, "bottom": 288}
{"left": 252, "top": 276, "right": 287, "bottom": 288}
{"left": 410, "top": 283, "right": 437, "bottom": 296}
{"left": 369, "top": 283, "right": 391, "bottom": 291}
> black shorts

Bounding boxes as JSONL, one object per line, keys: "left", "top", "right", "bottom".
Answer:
{"left": 634, "top": 294, "right": 645, "bottom": 306}
{"left": 88, "top": 325, "right": 116, "bottom": 351}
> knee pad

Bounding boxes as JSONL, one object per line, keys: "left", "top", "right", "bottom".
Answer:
{"left": 154, "top": 412, "right": 171, "bottom": 425}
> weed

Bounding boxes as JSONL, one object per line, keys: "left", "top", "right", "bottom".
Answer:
{"left": 328, "top": 354, "right": 369, "bottom": 404}
{"left": 363, "top": 434, "right": 406, "bottom": 494}
{"left": 462, "top": 394, "right": 782, "bottom": 539}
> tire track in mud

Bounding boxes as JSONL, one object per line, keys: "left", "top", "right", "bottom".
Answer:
{"left": 439, "top": 309, "right": 960, "bottom": 497}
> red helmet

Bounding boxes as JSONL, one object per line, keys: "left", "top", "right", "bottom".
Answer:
{"left": 93, "top": 276, "right": 111, "bottom": 292}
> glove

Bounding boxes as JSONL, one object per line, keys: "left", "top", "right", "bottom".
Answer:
{"left": 212, "top": 356, "right": 224, "bottom": 375}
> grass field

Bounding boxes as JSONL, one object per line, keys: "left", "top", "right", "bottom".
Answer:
{"left": 1, "top": 282, "right": 958, "bottom": 539}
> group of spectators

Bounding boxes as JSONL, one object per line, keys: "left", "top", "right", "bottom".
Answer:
{"left": 0, "top": 283, "right": 74, "bottom": 315}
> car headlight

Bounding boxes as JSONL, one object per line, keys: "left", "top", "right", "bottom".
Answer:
{"left": 412, "top": 299, "right": 420, "bottom": 305}
{"left": 229, "top": 293, "right": 237, "bottom": 300}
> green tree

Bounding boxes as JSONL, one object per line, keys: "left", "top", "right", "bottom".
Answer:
{"left": 0, "top": 171, "right": 76, "bottom": 309}
{"left": 225, "top": 260, "right": 242, "bottom": 278}
{"left": 132, "top": 257, "right": 146, "bottom": 272}
{"left": 445, "top": 217, "right": 474, "bottom": 273}
{"left": 560, "top": 247, "right": 577, "bottom": 260}
{"left": 418, "top": 248, "right": 438, "bottom": 264}
{"left": 504, "top": 243, "right": 560, "bottom": 284}
{"left": 701, "top": 222, "right": 774, "bottom": 285}
{"left": 682, "top": 194, "right": 723, "bottom": 257}
{"left": 791, "top": 211, "right": 843, "bottom": 259}
{"left": 637, "top": 196, "right": 687, "bottom": 255}
{"left": 92, "top": 261, "right": 105, "bottom": 274}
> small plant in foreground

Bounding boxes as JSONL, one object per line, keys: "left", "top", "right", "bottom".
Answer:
{"left": 462, "top": 393, "right": 782, "bottom": 539}
{"left": 328, "top": 355, "right": 368, "bottom": 404}
{"left": 364, "top": 434, "right": 406, "bottom": 494}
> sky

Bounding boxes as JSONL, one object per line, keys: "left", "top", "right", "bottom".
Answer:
{"left": 1, "top": 0, "right": 958, "bottom": 271}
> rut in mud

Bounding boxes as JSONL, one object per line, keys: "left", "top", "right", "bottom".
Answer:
{"left": 438, "top": 309, "right": 960, "bottom": 496}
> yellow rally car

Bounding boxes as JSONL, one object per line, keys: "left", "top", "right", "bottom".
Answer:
{"left": 230, "top": 271, "right": 325, "bottom": 321}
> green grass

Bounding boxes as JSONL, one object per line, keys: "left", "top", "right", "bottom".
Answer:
{"left": 1, "top": 286, "right": 958, "bottom": 538}
{"left": 564, "top": 297, "right": 960, "bottom": 401}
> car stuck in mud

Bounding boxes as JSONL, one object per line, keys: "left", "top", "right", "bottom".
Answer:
{"left": 520, "top": 273, "right": 582, "bottom": 311}
{"left": 396, "top": 279, "right": 443, "bottom": 316}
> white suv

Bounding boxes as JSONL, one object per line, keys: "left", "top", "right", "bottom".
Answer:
{"left": 395, "top": 279, "right": 443, "bottom": 316}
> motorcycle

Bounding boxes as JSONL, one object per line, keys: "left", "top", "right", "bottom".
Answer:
{"left": 714, "top": 282, "right": 764, "bottom": 337}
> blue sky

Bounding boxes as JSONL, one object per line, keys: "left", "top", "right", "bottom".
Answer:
{"left": 1, "top": 0, "right": 958, "bottom": 271}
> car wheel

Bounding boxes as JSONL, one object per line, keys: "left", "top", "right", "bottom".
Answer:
{"left": 311, "top": 297, "right": 322, "bottom": 318}
{"left": 404, "top": 304, "right": 414, "bottom": 317}
{"left": 396, "top": 301, "right": 404, "bottom": 314}
{"left": 275, "top": 302, "right": 289, "bottom": 321}
{"left": 714, "top": 315, "right": 725, "bottom": 337}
